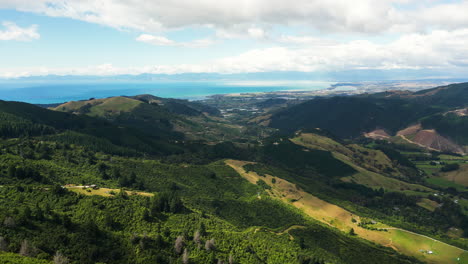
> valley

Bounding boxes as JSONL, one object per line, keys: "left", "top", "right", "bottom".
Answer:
{"left": 0, "top": 82, "right": 467, "bottom": 264}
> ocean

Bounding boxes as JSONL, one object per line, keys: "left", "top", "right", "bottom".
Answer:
{"left": 0, "top": 81, "right": 333, "bottom": 104}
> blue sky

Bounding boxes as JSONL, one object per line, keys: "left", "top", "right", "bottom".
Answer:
{"left": 1, "top": 0, "right": 468, "bottom": 78}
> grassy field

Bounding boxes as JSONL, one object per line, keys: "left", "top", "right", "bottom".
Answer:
{"left": 417, "top": 198, "right": 440, "bottom": 212}
{"left": 439, "top": 155, "right": 468, "bottom": 160}
{"left": 342, "top": 169, "right": 433, "bottom": 194}
{"left": 292, "top": 133, "right": 398, "bottom": 177}
{"left": 426, "top": 177, "right": 467, "bottom": 191}
{"left": 440, "top": 163, "right": 468, "bottom": 187}
{"left": 66, "top": 186, "right": 154, "bottom": 197}
{"left": 292, "top": 133, "right": 433, "bottom": 195}
{"left": 54, "top": 96, "right": 142, "bottom": 117}
{"left": 291, "top": 133, "right": 349, "bottom": 153}
{"left": 225, "top": 159, "right": 468, "bottom": 264}
{"left": 88, "top": 97, "right": 142, "bottom": 116}
{"left": 409, "top": 152, "right": 468, "bottom": 189}
{"left": 415, "top": 163, "right": 441, "bottom": 176}
{"left": 335, "top": 151, "right": 433, "bottom": 195}
{"left": 388, "top": 229, "right": 468, "bottom": 264}
{"left": 460, "top": 199, "right": 468, "bottom": 216}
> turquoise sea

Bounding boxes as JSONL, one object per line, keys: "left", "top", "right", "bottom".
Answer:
{"left": 0, "top": 81, "right": 333, "bottom": 104}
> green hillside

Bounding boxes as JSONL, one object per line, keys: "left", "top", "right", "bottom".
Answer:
{"left": 0, "top": 137, "right": 422, "bottom": 264}
{"left": 268, "top": 83, "right": 468, "bottom": 140}
{"left": 1, "top": 84, "right": 468, "bottom": 264}
{"left": 421, "top": 113, "right": 468, "bottom": 145}
{"left": 52, "top": 95, "right": 245, "bottom": 143}
{"left": 268, "top": 96, "right": 440, "bottom": 138}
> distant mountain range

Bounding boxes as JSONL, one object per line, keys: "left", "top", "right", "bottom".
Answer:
{"left": 2, "top": 70, "right": 468, "bottom": 82}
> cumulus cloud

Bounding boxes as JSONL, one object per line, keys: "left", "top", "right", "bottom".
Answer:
{"left": 412, "top": 1, "right": 468, "bottom": 31}
{"left": 3, "top": 28, "right": 468, "bottom": 78}
{"left": 240, "top": 29, "right": 468, "bottom": 72}
{"left": 136, "top": 34, "right": 214, "bottom": 47}
{"left": 0, "top": 21, "right": 40, "bottom": 41}
{"left": 1, "top": 0, "right": 464, "bottom": 35}
{"left": 278, "top": 35, "right": 337, "bottom": 46}
{"left": 214, "top": 24, "right": 270, "bottom": 40}
{"left": 2, "top": 0, "right": 468, "bottom": 77}
{"left": 247, "top": 27, "right": 267, "bottom": 39}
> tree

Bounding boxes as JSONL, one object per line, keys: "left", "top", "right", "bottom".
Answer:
{"left": 129, "top": 172, "right": 137, "bottom": 186}
{"left": 3, "top": 216, "right": 15, "bottom": 228}
{"left": 19, "top": 240, "right": 34, "bottom": 257}
{"left": 193, "top": 230, "right": 201, "bottom": 245}
{"left": 169, "top": 195, "right": 183, "bottom": 213}
{"left": 119, "top": 175, "right": 129, "bottom": 187}
{"left": 113, "top": 167, "right": 122, "bottom": 180}
{"left": 349, "top": 228, "right": 356, "bottom": 236}
{"left": 174, "top": 236, "right": 185, "bottom": 254}
{"left": 53, "top": 251, "right": 70, "bottom": 264}
{"left": 299, "top": 237, "right": 305, "bottom": 249}
{"left": 205, "top": 238, "right": 215, "bottom": 252}
{"left": 7, "top": 165, "right": 16, "bottom": 178}
{"left": 22, "top": 207, "right": 32, "bottom": 219}
{"left": 155, "top": 234, "right": 163, "bottom": 247}
{"left": 441, "top": 163, "right": 460, "bottom": 172}
{"left": 182, "top": 248, "right": 189, "bottom": 264}
{"left": 118, "top": 188, "right": 128, "bottom": 199}
{"left": 0, "top": 236, "right": 8, "bottom": 252}
{"left": 199, "top": 222, "right": 207, "bottom": 236}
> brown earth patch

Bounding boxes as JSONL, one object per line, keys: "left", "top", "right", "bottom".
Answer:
{"left": 364, "top": 129, "right": 390, "bottom": 139}
{"left": 396, "top": 124, "right": 422, "bottom": 136}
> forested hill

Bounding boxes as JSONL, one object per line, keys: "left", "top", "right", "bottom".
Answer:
{"left": 268, "top": 82, "right": 468, "bottom": 141}
{"left": 364, "top": 82, "right": 468, "bottom": 107}
{"left": 0, "top": 99, "right": 184, "bottom": 156}
{"left": 0, "top": 86, "right": 467, "bottom": 264}
{"left": 0, "top": 98, "right": 427, "bottom": 264}
{"left": 53, "top": 94, "right": 221, "bottom": 118}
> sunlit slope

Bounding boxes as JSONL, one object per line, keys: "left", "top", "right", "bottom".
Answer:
{"left": 226, "top": 160, "right": 468, "bottom": 264}
{"left": 291, "top": 132, "right": 432, "bottom": 194}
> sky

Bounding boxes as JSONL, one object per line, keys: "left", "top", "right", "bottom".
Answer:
{"left": 1, "top": 0, "right": 468, "bottom": 78}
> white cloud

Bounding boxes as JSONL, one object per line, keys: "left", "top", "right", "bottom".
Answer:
{"left": 136, "top": 34, "right": 214, "bottom": 47}
{"left": 0, "top": 21, "right": 40, "bottom": 41}
{"left": 278, "top": 35, "right": 337, "bottom": 45}
{"left": 136, "top": 34, "right": 175, "bottom": 46}
{"left": 215, "top": 25, "right": 269, "bottom": 40}
{"left": 247, "top": 27, "right": 267, "bottom": 39}
{"left": 2, "top": 0, "right": 462, "bottom": 35}
{"left": 3, "top": 28, "right": 468, "bottom": 78}
{"left": 412, "top": 1, "right": 468, "bottom": 31}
